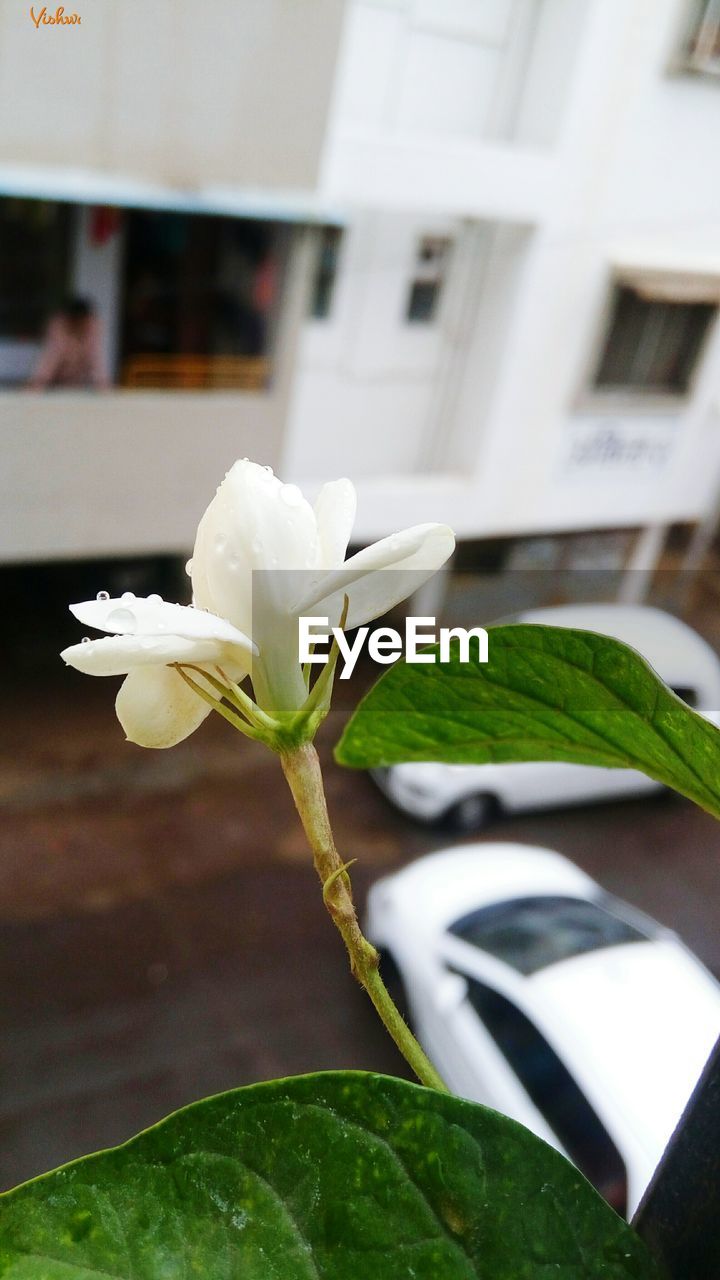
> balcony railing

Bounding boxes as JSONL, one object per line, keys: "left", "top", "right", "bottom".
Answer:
{"left": 121, "top": 354, "right": 269, "bottom": 392}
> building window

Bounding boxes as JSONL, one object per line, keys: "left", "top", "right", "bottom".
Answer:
{"left": 680, "top": 0, "right": 720, "bottom": 75}
{"left": 406, "top": 235, "right": 452, "bottom": 323}
{"left": 310, "top": 225, "right": 343, "bottom": 320}
{"left": 121, "top": 210, "right": 284, "bottom": 391}
{"left": 593, "top": 282, "right": 717, "bottom": 397}
{"left": 463, "top": 976, "right": 628, "bottom": 1215}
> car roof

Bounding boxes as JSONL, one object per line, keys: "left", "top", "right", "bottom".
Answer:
{"left": 374, "top": 843, "right": 597, "bottom": 934}
{"left": 513, "top": 604, "right": 720, "bottom": 697}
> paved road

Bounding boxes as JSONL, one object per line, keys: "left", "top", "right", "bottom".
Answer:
{"left": 2, "top": 652, "right": 720, "bottom": 1189}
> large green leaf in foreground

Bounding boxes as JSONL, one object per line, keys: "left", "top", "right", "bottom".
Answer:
{"left": 336, "top": 624, "right": 720, "bottom": 818}
{"left": 0, "top": 1072, "right": 658, "bottom": 1278}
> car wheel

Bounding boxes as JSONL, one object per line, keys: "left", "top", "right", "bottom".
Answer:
{"left": 444, "top": 792, "right": 494, "bottom": 832}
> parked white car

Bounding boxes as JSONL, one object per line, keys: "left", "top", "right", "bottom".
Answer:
{"left": 372, "top": 604, "right": 720, "bottom": 829}
{"left": 365, "top": 842, "right": 720, "bottom": 1216}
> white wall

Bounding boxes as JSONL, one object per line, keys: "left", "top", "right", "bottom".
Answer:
{"left": 317, "top": 0, "right": 589, "bottom": 219}
{"left": 327, "top": 0, "right": 572, "bottom": 147}
{"left": 0, "top": 391, "right": 283, "bottom": 561}
{"left": 283, "top": 211, "right": 475, "bottom": 478}
{"left": 484, "top": 0, "right": 720, "bottom": 536}
{"left": 0, "top": 0, "right": 344, "bottom": 191}
{"left": 285, "top": 0, "right": 720, "bottom": 545}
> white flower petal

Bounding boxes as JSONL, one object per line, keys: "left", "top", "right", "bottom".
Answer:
{"left": 191, "top": 460, "right": 320, "bottom": 633}
{"left": 314, "top": 479, "right": 356, "bottom": 568}
{"left": 61, "top": 633, "right": 230, "bottom": 677}
{"left": 294, "top": 523, "right": 455, "bottom": 628}
{"left": 116, "top": 666, "right": 213, "bottom": 748}
{"left": 69, "top": 597, "right": 256, "bottom": 655}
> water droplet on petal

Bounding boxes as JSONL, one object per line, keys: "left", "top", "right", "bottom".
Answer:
{"left": 186, "top": 559, "right": 193, "bottom": 576}
{"left": 121, "top": 591, "right": 136, "bottom": 603}
{"left": 108, "top": 607, "right": 136, "bottom": 629}
{"left": 147, "top": 593, "right": 162, "bottom": 604}
{"left": 215, "top": 534, "right": 227, "bottom": 552}
{"left": 280, "top": 483, "right": 303, "bottom": 508}
{"left": 262, "top": 464, "right": 274, "bottom": 475}
{"left": 96, "top": 590, "right": 109, "bottom": 601}
{"left": 81, "top": 636, "right": 91, "bottom": 644}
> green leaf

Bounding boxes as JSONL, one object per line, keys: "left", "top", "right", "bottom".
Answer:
{"left": 0, "top": 1071, "right": 658, "bottom": 1278}
{"left": 335, "top": 624, "right": 720, "bottom": 819}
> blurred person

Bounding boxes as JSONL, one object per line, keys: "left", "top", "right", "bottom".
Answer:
{"left": 29, "top": 295, "right": 109, "bottom": 390}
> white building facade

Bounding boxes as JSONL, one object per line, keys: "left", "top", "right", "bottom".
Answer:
{"left": 1, "top": 0, "right": 719, "bottom": 562}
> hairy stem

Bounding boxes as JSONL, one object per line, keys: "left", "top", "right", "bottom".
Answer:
{"left": 281, "top": 742, "right": 447, "bottom": 1093}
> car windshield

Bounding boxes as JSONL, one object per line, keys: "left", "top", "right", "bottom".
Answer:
{"left": 448, "top": 895, "right": 653, "bottom": 975}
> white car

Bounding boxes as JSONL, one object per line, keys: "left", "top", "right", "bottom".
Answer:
{"left": 373, "top": 604, "right": 720, "bottom": 829}
{"left": 365, "top": 843, "right": 720, "bottom": 1217}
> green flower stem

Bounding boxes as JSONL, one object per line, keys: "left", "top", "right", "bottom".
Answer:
{"left": 281, "top": 742, "right": 448, "bottom": 1093}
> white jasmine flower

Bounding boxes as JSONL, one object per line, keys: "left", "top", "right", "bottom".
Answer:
{"left": 61, "top": 460, "right": 455, "bottom": 747}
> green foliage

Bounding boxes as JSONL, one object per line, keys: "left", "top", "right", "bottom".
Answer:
{"left": 336, "top": 624, "right": 720, "bottom": 818}
{"left": 0, "top": 1072, "right": 659, "bottom": 1278}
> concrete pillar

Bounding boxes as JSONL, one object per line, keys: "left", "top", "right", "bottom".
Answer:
{"left": 616, "top": 523, "right": 668, "bottom": 605}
